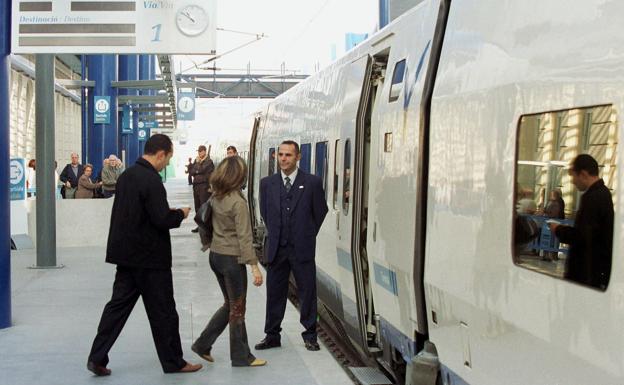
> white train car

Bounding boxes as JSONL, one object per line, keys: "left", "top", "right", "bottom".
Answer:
{"left": 245, "top": 1, "right": 624, "bottom": 384}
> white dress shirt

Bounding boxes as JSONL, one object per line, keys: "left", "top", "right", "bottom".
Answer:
{"left": 281, "top": 168, "right": 298, "bottom": 187}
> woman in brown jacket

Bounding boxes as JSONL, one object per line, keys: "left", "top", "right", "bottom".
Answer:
{"left": 192, "top": 156, "right": 266, "bottom": 367}
{"left": 75, "top": 164, "right": 101, "bottom": 199}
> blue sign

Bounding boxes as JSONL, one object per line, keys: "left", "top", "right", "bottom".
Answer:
{"left": 138, "top": 128, "right": 148, "bottom": 142}
{"left": 177, "top": 92, "right": 196, "bottom": 120}
{"left": 10, "top": 158, "right": 26, "bottom": 201}
{"left": 138, "top": 120, "right": 158, "bottom": 129}
{"left": 121, "top": 105, "right": 133, "bottom": 133}
{"left": 94, "top": 96, "right": 111, "bottom": 124}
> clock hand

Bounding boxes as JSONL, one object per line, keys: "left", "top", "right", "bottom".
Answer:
{"left": 182, "top": 11, "right": 195, "bottom": 23}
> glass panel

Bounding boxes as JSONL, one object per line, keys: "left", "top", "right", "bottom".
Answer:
{"left": 315, "top": 141, "right": 328, "bottom": 198}
{"left": 333, "top": 139, "right": 340, "bottom": 210}
{"left": 389, "top": 59, "right": 406, "bottom": 102}
{"left": 268, "top": 147, "right": 275, "bottom": 176}
{"left": 300, "top": 143, "right": 311, "bottom": 173}
{"left": 342, "top": 139, "right": 351, "bottom": 215}
{"left": 513, "top": 105, "right": 616, "bottom": 291}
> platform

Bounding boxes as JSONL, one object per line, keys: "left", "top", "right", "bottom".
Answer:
{"left": 0, "top": 179, "right": 353, "bottom": 385}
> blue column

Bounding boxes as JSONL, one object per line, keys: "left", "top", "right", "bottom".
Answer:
{"left": 81, "top": 55, "right": 87, "bottom": 161}
{"left": 118, "top": 55, "right": 138, "bottom": 166}
{"left": 379, "top": 0, "right": 389, "bottom": 28}
{"left": 87, "top": 55, "right": 118, "bottom": 177}
{"left": 138, "top": 55, "right": 152, "bottom": 157}
{"left": 0, "top": 0, "right": 12, "bottom": 329}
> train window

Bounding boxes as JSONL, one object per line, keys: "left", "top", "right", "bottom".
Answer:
{"left": 388, "top": 59, "right": 406, "bottom": 102}
{"left": 300, "top": 143, "right": 311, "bottom": 173}
{"left": 314, "top": 141, "right": 328, "bottom": 198}
{"left": 268, "top": 147, "right": 276, "bottom": 175}
{"left": 342, "top": 139, "right": 351, "bottom": 215}
{"left": 513, "top": 105, "right": 617, "bottom": 291}
{"left": 333, "top": 139, "right": 340, "bottom": 209}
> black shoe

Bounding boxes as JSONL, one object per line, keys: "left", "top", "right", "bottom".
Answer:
{"left": 87, "top": 361, "right": 111, "bottom": 376}
{"left": 304, "top": 340, "right": 320, "bottom": 351}
{"left": 191, "top": 227, "right": 199, "bottom": 233}
{"left": 255, "top": 338, "right": 281, "bottom": 350}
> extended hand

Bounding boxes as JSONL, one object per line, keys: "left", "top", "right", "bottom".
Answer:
{"left": 180, "top": 207, "right": 191, "bottom": 219}
{"left": 251, "top": 265, "right": 263, "bottom": 287}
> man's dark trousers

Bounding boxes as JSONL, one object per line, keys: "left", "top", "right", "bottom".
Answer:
{"left": 265, "top": 244, "right": 318, "bottom": 343}
{"left": 193, "top": 183, "right": 209, "bottom": 212}
{"left": 88, "top": 266, "right": 186, "bottom": 373}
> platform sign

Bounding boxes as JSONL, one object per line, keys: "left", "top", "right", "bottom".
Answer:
{"left": 121, "top": 104, "right": 133, "bottom": 133}
{"left": 177, "top": 91, "right": 195, "bottom": 121}
{"left": 138, "top": 120, "right": 158, "bottom": 129}
{"left": 12, "top": 0, "right": 217, "bottom": 54}
{"left": 93, "top": 96, "right": 110, "bottom": 124}
{"left": 10, "top": 158, "right": 26, "bottom": 201}
{"left": 138, "top": 128, "right": 148, "bottom": 141}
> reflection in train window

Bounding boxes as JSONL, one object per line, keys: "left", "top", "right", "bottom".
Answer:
{"left": 314, "top": 141, "right": 328, "bottom": 198}
{"left": 342, "top": 139, "right": 351, "bottom": 215}
{"left": 388, "top": 59, "right": 406, "bottom": 102}
{"left": 300, "top": 143, "right": 311, "bottom": 173}
{"left": 513, "top": 105, "right": 617, "bottom": 291}
{"left": 333, "top": 139, "right": 340, "bottom": 210}
{"left": 268, "top": 147, "right": 276, "bottom": 176}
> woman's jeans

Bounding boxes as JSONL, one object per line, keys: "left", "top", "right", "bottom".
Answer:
{"left": 192, "top": 251, "right": 255, "bottom": 366}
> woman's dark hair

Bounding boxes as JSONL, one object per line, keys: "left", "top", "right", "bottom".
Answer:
{"left": 227, "top": 145, "right": 237, "bottom": 152}
{"left": 144, "top": 134, "right": 173, "bottom": 155}
{"left": 28, "top": 159, "right": 35, "bottom": 169}
{"left": 210, "top": 156, "right": 247, "bottom": 199}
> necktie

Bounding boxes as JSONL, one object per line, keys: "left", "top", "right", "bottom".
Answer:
{"left": 285, "top": 176, "right": 292, "bottom": 192}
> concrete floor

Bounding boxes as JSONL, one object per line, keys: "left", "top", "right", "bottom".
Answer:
{"left": 0, "top": 178, "right": 353, "bottom": 385}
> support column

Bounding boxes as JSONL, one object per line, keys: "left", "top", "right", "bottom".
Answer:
{"left": 138, "top": 55, "right": 153, "bottom": 157}
{"left": 118, "top": 55, "right": 138, "bottom": 166}
{"left": 0, "top": 0, "right": 12, "bottom": 329}
{"left": 81, "top": 55, "right": 87, "bottom": 161}
{"left": 35, "top": 55, "right": 58, "bottom": 268}
{"left": 87, "top": 55, "right": 118, "bottom": 176}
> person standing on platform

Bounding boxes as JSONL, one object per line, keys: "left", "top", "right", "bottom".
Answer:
{"left": 185, "top": 157, "right": 193, "bottom": 185}
{"left": 549, "top": 154, "right": 614, "bottom": 290}
{"left": 191, "top": 156, "right": 266, "bottom": 367}
{"left": 101, "top": 155, "right": 124, "bottom": 198}
{"left": 75, "top": 164, "right": 101, "bottom": 199}
{"left": 190, "top": 145, "right": 215, "bottom": 233}
{"left": 59, "top": 152, "right": 84, "bottom": 199}
{"left": 255, "top": 140, "right": 328, "bottom": 352}
{"left": 226, "top": 145, "right": 238, "bottom": 157}
{"left": 86, "top": 134, "right": 202, "bottom": 376}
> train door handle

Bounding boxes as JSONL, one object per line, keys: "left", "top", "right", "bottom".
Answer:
{"left": 336, "top": 211, "right": 340, "bottom": 230}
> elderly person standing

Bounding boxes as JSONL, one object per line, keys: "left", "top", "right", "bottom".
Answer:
{"left": 59, "top": 152, "right": 84, "bottom": 199}
{"left": 190, "top": 145, "right": 215, "bottom": 233}
{"left": 76, "top": 164, "right": 102, "bottom": 199}
{"left": 101, "top": 155, "right": 124, "bottom": 198}
{"left": 192, "top": 156, "right": 265, "bottom": 367}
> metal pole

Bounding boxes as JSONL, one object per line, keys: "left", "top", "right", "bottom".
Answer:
{"left": 0, "top": 0, "right": 12, "bottom": 329}
{"left": 34, "top": 55, "right": 58, "bottom": 268}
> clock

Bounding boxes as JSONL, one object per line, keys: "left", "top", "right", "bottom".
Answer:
{"left": 176, "top": 4, "right": 210, "bottom": 37}
{"left": 178, "top": 96, "right": 195, "bottom": 113}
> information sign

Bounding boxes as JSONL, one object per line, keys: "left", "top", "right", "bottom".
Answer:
{"left": 177, "top": 91, "right": 195, "bottom": 121}
{"left": 12, "top": 0, "right": 217, "bottom": 54}
{"left": 122, "top": 104, "right": 133, "bottom": 133}
{"left": 10, "top": 158, "right": 26, "bottom": 201}
{"left": 94, "top": 96, "right": 110, "bottom": 124}
{"left": 138, "top": 128, "right": 148, "bottom": 141}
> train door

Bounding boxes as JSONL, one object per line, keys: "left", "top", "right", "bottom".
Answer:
{"left": 335, "top": 55, "right": 377, "bottom": 351}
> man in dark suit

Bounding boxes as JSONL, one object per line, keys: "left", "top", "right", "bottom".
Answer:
{"left": 87, "top": 134, "right": 202, "bottom": 376}
{"left": 550, "top": 154, "right": 614, "bottom": 290}
{"left": 255, "top": 140, "right": 328, "bottom": 352}
{"left": 59, "top": 152, "right": 84, "bottom": 198}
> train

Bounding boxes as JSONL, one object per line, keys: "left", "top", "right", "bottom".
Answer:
{"left": 234, "top": 1, "right": 624, "bottom": 384}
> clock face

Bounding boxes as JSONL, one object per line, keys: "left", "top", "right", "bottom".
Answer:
{"left": 178, "top": 96, "right": 195, "bottom": 113}
{"left": 176, "top": 4, "right": 209, "bottom": 37}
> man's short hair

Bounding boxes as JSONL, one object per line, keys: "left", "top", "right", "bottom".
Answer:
{"left": 226, "top": 145, "right": 237, "bottom": 152}
{"left": 144, "top": 134, "right": 173, "bottom": 155}
{"left": 571, "top": 153, "right": 599, "bottom": 176}
{"left": 280, "top": 140, "right": 300, "bottom": 154}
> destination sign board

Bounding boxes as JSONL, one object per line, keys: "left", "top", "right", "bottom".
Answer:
{"left": 12, "top": 0, "right": 217, "bottom": 54}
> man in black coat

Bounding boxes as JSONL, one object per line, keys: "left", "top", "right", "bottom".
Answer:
{"left": 550, "top": 154, "right": 614, "bottom": 290}
{"left": 87, "top": 134, "right": 202, "bottom": 376}
{"left": 255, "top": 140, "right": 328, "bottom": 352}
{"left": 59, "top": 152, "right": 84, "bottom": 198}
{"left": 190, "top": 145, "right": 215, "bottom": 233}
